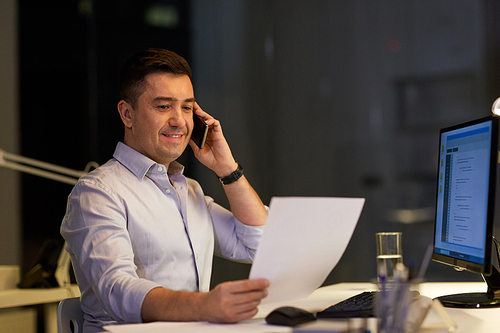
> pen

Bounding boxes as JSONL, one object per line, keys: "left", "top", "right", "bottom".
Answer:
{"left": 432, "top": 299, "right": 457, "bottom": 332}
{"left": 378, "top": 274, "right": 387, "bottom": 331}
{"left": 417, "top": 243, "right": 433, "bottom": 280}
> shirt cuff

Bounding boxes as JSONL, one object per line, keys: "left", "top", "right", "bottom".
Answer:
{"left": 234, "top": 221, "right": 265, "bottom": 251}
{"left": 127, "top": 279, "right": 163, "bottom": 323}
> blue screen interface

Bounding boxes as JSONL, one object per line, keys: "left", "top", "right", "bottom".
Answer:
{"left": 434, "top": 120, "right": 492, "bottom": 265}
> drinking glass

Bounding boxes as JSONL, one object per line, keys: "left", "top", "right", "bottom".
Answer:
{"left": 376, "top": 232, "right": 402, "bottom": 280}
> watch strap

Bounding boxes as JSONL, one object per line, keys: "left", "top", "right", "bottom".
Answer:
{"left": 218, "top": 162, "right": 244, "bottom": 185}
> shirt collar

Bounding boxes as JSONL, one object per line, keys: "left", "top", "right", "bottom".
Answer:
{"left": 112, "top": 142, "right": 185, "bottom": 181}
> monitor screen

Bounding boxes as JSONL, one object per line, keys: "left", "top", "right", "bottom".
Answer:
{"left": 432, "top": 115, "right": 500, "bottom": 307}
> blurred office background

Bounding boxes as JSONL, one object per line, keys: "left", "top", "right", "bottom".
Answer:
{"left": 2, "top": 0, "right": 500, "bottom": 292}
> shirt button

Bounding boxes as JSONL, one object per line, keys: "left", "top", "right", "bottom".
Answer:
{"left": 165, "top": 189, "right": 171, "bottom": 194}
{"left": 158, "top": 166, "right": 163, "bottom": 172}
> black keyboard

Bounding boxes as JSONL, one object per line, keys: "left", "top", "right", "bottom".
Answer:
{"left": 316, "top": 291, "right": 376, "bottom": 318}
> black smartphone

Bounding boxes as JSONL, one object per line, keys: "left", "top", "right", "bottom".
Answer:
{"left": 191, "top": 114, "right": 208, "bottom": 149}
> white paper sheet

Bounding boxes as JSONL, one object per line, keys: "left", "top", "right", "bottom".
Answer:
{"left": 249, "top": 197, "right": 365, "bottom": 304}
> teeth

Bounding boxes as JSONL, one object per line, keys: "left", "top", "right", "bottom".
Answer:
{"left": 166, "top": 134, "right": 181, "bottom": 138}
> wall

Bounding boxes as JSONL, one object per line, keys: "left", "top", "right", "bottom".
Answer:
{"left": 16, "top": 0, "right": 192, "bottom": 275}
{"left": 5, "top": 0, "right": 500, "bottom": 289}
{"left": 192, "top": 0, "right": 492, "bottom": 286}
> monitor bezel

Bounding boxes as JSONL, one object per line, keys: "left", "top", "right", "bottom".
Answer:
{"left": 432, "top": 115, "right": 499, "bottom": 276}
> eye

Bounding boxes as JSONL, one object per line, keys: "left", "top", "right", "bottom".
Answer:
{"left": 157, "top": 104, "right": 171, "bottom": 110}
{"left": 182, "top": 105, "right": 194, "bottom": 113}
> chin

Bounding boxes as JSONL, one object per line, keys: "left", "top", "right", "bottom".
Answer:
{"left": 158, "top": 150, "right": 184, "bottom": 164}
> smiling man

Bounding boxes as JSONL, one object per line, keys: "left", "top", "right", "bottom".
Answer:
{"left": 117, "top": 73, "right": 196, "bottom": 165}
{"left": 61, "top": 48, "right": 269, "bottom": 332}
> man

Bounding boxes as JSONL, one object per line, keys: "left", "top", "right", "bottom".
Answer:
{"left": 61, "top": 48, "right": 269, "bottom": 332}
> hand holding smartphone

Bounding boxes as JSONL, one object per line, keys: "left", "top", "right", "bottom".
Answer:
{"left": 191, "top": 113, "right": 208, "bottom": 149}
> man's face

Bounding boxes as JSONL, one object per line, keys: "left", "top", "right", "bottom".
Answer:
{"left": 121, "top": 72, "right": 195, "bottom": 166}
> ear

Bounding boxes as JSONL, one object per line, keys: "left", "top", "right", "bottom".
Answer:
{"left": 117, "top": 100, "right": 133, "bottom": 128}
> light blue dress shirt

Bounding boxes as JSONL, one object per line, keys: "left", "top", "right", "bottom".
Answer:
{"left": 61, "top": 142, "right": 264, "bottom": 331}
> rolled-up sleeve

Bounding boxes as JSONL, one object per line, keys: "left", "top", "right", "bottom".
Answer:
{"left": 61, "top": 180, "right": 160, "bottom": 323}
{"left": 207, "top": 198, "right": 266, "bottom": 263}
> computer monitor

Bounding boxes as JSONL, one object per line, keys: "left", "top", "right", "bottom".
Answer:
{"left": 432, "top": 115, "right": 500, "bottom": 308}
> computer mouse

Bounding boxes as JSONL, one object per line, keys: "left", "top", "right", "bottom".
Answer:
{"left": 265, "top": 306, "right": 317, "bottom": 327}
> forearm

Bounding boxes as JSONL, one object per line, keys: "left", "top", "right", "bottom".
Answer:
{"left": 141, "top": 287, "right": 205, "bottom": 322}
{"left": 221, "top": 175, "right": 267, "bottom": 226}
{"left": 189, "top": 107, "right": 266, "bottom": 227}
{"left": 141, "top": 279, "right": 270, "bottom": 323}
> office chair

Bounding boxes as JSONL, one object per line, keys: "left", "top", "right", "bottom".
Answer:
{"left": 57, "top": 297, "right": 84, "bottom": 333}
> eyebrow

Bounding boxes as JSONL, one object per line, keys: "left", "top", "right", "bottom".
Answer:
{"left": 152, "top": 97, "right": 196, "bottom": 103}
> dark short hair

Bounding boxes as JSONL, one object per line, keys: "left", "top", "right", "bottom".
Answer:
{"left": 118, "top": 48, "right": 192, "bottom": 108}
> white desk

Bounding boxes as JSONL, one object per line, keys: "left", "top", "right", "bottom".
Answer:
{"left": 269, "top": 282, "right": 496, "bottom": 332}
{"left": 103, "top": 282, "right": 498, "bottom": 332}
{"left": 0, "top": 285, "right": 80, "bottom": 333}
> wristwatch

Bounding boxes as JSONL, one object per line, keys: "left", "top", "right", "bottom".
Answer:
{"left": 218, "top": 162, "right": 244, "bottom": 185}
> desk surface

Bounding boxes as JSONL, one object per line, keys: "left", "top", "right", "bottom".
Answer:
{"left": 100, "top": 282, "right": 497, "bottom": 332}
{"left": 256, "top": 282, "right": 496, "bottom": 332}
{"left": 0, "top": 285, "right": 81, "bottom": 333}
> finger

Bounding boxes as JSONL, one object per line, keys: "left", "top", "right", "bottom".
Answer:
{"left": 195, "top": 112, "right": 218, "bottom": 130}
{"left": 228, "top": 279, "right": 270, "bottom": 294}
{"left": 232, "top": 289, "right": 268, "bottom": 308}
{"left": 194, "top": 103, "right": 211, "bottom": 118}
{"left": 233, "top": 306, "right": 260, "bottom": 321}
{"left": 220, "top": 301, "right": 260, "bottom": 323}
{"left": 193, "top": 104, "right": 219, "bottom": 127}
{"left": 194, "top": 102, "right": 202, "bottom": 112}
{"left": 216, "top": 307, "right": 259, "bottom": 324}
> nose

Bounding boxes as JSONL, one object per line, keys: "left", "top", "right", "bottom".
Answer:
{"left": 168, "top": 106, "right": 187, "bottom": 128}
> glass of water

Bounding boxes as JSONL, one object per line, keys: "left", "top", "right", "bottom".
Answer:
{"left": 376, "top": 232, "right": 402, "bottom": 280}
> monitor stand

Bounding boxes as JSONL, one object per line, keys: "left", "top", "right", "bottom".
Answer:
{"left": 436, "top": 237, "right": 500, "bottom": 308}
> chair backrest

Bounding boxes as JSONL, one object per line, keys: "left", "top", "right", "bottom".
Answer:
{"left": 57, "top": 297, "right": 84, "bottom": 333}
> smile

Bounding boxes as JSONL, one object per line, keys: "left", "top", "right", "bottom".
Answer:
{"left": 163, "top": 134, "right": 182, "bottom": 138}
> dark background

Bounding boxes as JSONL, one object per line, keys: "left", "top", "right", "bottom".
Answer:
{"left": 17, "top": 0, "right": 194, "bottom": 276}
{"left": 13, "top": 0, "right": 500, "bottom": 298}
